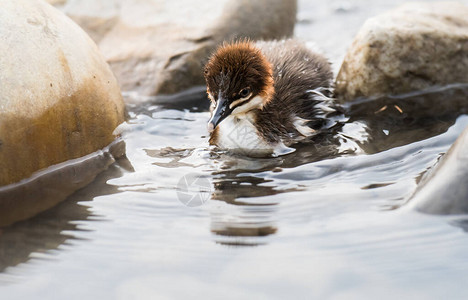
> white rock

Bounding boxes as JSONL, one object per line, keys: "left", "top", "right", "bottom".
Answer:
{"left": 408, "top": 123, "right": 468, "bottom": 214}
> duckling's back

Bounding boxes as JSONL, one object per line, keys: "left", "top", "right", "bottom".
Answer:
{"left": 254, "top": 39, "right": 335, "bottom": 143}
{"left": 256, "top": 39, "right": 333, "bottom": 100}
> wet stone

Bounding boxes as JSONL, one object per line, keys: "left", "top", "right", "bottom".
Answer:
{"left": 0, "top": 0, "right": 125, "bottom": 225}
{"left": 336, "top": 2, "right": 468, "bottom": 101}
{"left": 408, "top": 124, "right": 468, "bottom": 215}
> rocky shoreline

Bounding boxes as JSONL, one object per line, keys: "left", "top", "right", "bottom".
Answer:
{"left": 1, "top": 0, "right": 468, "bottom": 226}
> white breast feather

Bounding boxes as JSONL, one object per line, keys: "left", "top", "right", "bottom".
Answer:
{"left": 212, "top": 94, "right": 300, "bottom": 156}
{"left": 215, "top": 114, "right": 295, "bottom": 156}
{"left": 216, "top": 114, "right": 271, "bottom": 152}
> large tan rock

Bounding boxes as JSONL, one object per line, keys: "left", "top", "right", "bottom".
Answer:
{"left": 54, "top": 0, "right": 297, "bottom": 96}
{"left": 336, "top": 2, "right": 468, "bottom": 101}
{"left": 0, "top": 1, "right": 124, "bottom": 187}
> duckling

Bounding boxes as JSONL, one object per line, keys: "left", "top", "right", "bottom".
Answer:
{"left": 204, "top": 39, "right": 337, "bottom": 156}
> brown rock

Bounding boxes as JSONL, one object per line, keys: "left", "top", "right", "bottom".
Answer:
{"left": 336, "top": 2, "right": 468, "bottom": 101}
{"left": 56, "top": 0, "right": 297, "bottom": 96}
{"left": 0, "top": 0, "right": 125, "bottom": 224}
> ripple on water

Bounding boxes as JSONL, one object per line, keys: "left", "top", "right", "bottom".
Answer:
{"left": 2, "top": 85, "right": 468, "bottom": 299}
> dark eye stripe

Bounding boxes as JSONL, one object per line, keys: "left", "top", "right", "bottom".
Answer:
{"left": 231, "top": 98, "right": 250, "bottom": 110}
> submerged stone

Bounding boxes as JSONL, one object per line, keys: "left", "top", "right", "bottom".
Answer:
{"left": 408, "top": 124, "right": 468, "bottom": 214}
{"left": 0, "top": 140, "right": 125, "bottom": 227}
{"left": 336, "top": 2, "right": 468, "bottom": 101}
{"left": 0, "top": 0, "right": 125, "bottom": 224}
{"left": 53, "top": 0, "right": 297, "bottom": 96}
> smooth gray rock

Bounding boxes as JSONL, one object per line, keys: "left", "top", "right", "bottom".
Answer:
{"left": 336, "top": 2, "right": 468, "bottom": 101}
{"left": 53, "top": 0, "right": 297, "bottom": 96}
{"left": 408, "top": 124, "right": 468, "bottom": 214}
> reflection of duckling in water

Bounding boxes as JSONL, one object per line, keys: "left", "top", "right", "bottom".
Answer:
{"left": 204, "top": 39, "right": 340, "bottom": 157}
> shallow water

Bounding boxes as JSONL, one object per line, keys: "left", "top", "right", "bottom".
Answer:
{"left": 2, "top": 1, "right": 468, "bottom": 299}
{"left": 2, "top": 83, "right": 468, "bottom": 299}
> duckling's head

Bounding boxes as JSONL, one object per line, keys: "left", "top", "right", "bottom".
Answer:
{"left": 204, "top": 40, "right": 274, "bottom": 132}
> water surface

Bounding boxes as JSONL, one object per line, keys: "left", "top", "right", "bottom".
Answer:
{"left": 2, "top": 1, "right": 468, "bottom": 299}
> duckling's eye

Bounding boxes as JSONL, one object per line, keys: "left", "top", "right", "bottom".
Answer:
{"left": 239, "top": 87, "right": 251, "bottom": 98}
